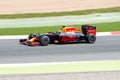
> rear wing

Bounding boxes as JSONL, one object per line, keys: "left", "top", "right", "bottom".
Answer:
{"left": 82, "top": 25, "right": 96, "bottom": 36}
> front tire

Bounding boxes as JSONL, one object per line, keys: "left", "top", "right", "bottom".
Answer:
{"left": 40, "top": 36, "right": 50, "bottom": 46}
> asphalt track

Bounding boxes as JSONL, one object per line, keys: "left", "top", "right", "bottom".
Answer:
{"left": 0, "top": 35, "right": 120, "bottom": 64}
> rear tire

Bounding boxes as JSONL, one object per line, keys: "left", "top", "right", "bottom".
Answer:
{"left": 86, "top": 34, "right": 96, "bottom": 43}
{"left": 40, "top": 36, "right": 50, "bottom": 46}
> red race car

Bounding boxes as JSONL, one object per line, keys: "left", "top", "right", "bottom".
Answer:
{"left": 19, "top": 25, "right": 96, "bottom": 46}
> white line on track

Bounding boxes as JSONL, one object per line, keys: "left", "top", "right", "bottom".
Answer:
{"left": 0, "top": 32, "right": 120, "bottom": 39}
{"left": 0, "top": 60, "right": 118, "bottom": 67}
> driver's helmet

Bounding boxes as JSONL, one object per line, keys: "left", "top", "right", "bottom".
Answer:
{"left": 61, "top": 26, "right": 66, "bottom": 32}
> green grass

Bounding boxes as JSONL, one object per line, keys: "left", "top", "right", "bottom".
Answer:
{"left": 0, "top": 22, "right": 120, "bottom": 35}
{"left": 0, "top": 60, "right": 120, "bottom": 75}
{"left": 0, "top": 6, "right": 120, "bottom": 19}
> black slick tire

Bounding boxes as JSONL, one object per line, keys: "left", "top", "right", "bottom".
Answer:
{"left": 86, "top": 34, "right": 96, "bottom": 43}
{"left": 40, "top": 36, "right": 50, "bottom": 46}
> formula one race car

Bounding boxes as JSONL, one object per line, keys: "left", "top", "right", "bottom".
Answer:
{"left": 19, "top": 25, "right": 96, "bottom": 46}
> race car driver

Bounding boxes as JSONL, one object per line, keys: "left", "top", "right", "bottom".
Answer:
{"left": 61, "top": 26, "right": 81, "bottom": 33}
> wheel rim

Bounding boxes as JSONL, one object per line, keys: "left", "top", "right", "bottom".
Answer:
{"left": 44, "top": 38, "right": 49, "bottom": 44}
